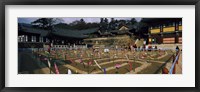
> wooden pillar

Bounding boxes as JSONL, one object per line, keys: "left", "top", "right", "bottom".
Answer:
{"left": 160, "top": 34, "right": 163, "bottom": 44}
{"left": 175, "top": 21, "right": 179, "bottom": 31}
{"left": 175, "top": 33, "right": 179, "bottom": 43}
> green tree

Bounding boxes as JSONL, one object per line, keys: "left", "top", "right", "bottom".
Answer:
{"left": 69, "top": 18, "right": 87, "bottom": 30}
{"left": 130, "top": 18, "right": 137, "bottom": 24}
{"left": 31, "top": 18, "right": 63, "bottom": 30}
{"left": 99, "top": 18, "right": 109, "bottom": 31}
{"left": 109, "top": 18, "right": 116, "bottom": 30}
{"left": 134, "top": 18, "right": 148, "bottom": 37}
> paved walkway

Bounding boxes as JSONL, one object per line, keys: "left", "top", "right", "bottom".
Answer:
{"left": 164, "top": 52, "right": 182, "bottom": 74}
{"left": 176, "top": 53, "right": 182, "bottom": 74}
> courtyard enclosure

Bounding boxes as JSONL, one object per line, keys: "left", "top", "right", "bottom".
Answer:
{"left": 18, "top": 18, "right": 182, "bottom": 74}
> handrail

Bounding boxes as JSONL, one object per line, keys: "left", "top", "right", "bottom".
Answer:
{"left": 169, "top": 51, "right": 181, "bottom": 74}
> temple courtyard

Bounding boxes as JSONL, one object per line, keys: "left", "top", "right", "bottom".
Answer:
{"left": 18, "top": 45, "right": 182, "bottom": 74}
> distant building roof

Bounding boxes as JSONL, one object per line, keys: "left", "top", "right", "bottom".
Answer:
{"left": 119, "top": 26, "right": 129, "bottom": 31}
{"left": 141, "top": 18, "right": 182, "bottom": 24}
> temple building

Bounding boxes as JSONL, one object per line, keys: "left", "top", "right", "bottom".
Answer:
{"left": 18, "top": 23, "right": 98, "bottom": 48}
{"left": 18, "top": 18, "right": 182, "bottom": 49}
{"left": 83, "top": 26, "right": 135, "bottom": 48}
{"left": 141, "top": 18, "right": 182, "bottom": 44}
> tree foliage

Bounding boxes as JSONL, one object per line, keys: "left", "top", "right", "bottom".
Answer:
{"left": 31, "top": 18, "right": 141, "bottom": 31}
{"left": 31, "top": 18, "right": 63, "bottom": 30}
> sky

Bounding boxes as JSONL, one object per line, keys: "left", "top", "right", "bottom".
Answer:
{"left": 18, "top": 17, "right": 142, "bottom": 24}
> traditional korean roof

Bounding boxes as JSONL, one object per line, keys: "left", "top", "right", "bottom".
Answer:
{"left": 18, "top": 23, "right": 99, "bottom": 38}
{"left": 52, "top": 27, "right": 99, "bottom": 38}
{"left": 96, "top": 25, "right": 134, "bottom": 36}
{"left": 19, "top": 24, "right": 49, "bottom": 36}
{"left": 141, "top": 18, "right": 182, "bottom": 24}
{"left": 119, "top": 26, "right": 129, "bottom": 31}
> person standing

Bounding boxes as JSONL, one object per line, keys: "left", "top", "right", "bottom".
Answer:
{"left": 176, "top": 46, "right": 180, "bottom": 55}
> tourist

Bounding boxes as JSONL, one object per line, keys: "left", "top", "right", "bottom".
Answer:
{"left": 176, "top": 46, "right": 180, "bottom": 56}
{"left": 48, "top": 45, "right": 51, "bottom": 53}
{"left": 176, "top": 46, "right": 180, "bottom": 52}
{"left": 155, "top": 46, "right": 158, "bottom": 50}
